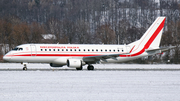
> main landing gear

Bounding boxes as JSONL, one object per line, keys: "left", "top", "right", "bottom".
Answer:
{"left": 76, "top": 65, "right": 94, "bottom": 70}
{"left": 76, "top": 66, "right": 83, "bottom": 70}
{"left": 22, "top": 63, "right": 28, "bottom": 71}
{"left": 87, "top": 65, "right": 94, "bottom": 70}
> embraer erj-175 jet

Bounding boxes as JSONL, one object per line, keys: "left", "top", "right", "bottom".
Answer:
{"left": 3, "top": 17, "right": 173, "bottom": 70}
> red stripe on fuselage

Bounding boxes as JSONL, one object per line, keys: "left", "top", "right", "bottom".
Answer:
{"left": 7, "top": 54, "right": 101, "bottom": 57}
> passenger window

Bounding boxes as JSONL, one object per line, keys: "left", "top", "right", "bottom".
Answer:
{"left": 41, "top": 49, "right": 43, "bottom": 51}
{"left": 113, "top": 50, "right": 115, "bottom": 52}
{"left": 96, "top": 49, "right": 98, "bottom": 52}
{"left": 101, "top": 49, "right": 103, "bottom": 52}
{"left": 105, "top": 50, "right": 107, "bottom": 52}
{"left": 54, "top": 49, "right": 55, "bottom": 51}
{"left": 74, "top": 49, "right": 76, "bottom": 51}
{"left": 49, "top": 49, "right": 51, "bottom": 51}
{"left": 118, "top": 50, "right": 119, "bottom": 52}
{"left": 92, "top": 49, "right": 94, "bottom": 51}
{"left": 122, "top": 50, "right": 124, "bottom": 52}
{"left": 45, "top": 49, "right": 47, "bottom": 51}
{"left": 58, "top": 49, "right": 60, "bottom": 51}
{"left": 62, "top": 49, "right": 64, "bottom": 51}
{"left": 79, "top": 49, "right": 81, "bottom": 51}
{"left": 66, "top": 49, "right": 68, "bottom": 51}
{"left": 109, "top": 50, "right": 111, "bottom": 52}
{"left": 84, "top": 49, "right": 86, "bottom": 51}
{"left": 70, "top": 49, "right": 72, "bottom": 51}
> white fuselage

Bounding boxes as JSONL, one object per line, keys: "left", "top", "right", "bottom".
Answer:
{"left": 3, "top": 44, "right": 147, "bottom": 64}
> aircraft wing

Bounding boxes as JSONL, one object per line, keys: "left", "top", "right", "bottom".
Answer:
{"left": 145, "top": 46, "right": 176, "bottom": 54}
{"left": 83, "top": 53, "right": 129, "bottom": 63}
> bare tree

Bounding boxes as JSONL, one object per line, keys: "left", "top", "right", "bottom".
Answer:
{"left": 96, "top": 23, "right": 116, "bottom": 44}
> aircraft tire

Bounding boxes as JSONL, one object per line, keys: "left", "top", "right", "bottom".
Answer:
{"left": 76, "top": 66, "right": 83, "bottom": 70}
{"left": 87, "top": 65, "right": 94, "bottom": 70}
{"left": 23, "top": 67, "right": 27, "bottom": 71}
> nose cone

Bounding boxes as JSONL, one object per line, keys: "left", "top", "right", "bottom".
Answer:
{"left": 3, "top": 55, "right": 11, "bottom": 61}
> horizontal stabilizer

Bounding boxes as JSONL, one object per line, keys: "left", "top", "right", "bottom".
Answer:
{"left": 145, "top": 46, "right": 176, "bottom": 54}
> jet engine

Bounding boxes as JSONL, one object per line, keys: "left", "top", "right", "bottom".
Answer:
{"left": 67, "top": 59, "right": 83, "bottom": 68}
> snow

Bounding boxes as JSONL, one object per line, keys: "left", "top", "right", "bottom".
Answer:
{"left": 42, "top": 34, "right": 56, "bottom": 40}
{"left": 0, "top": 63, "right": 180, "bottom": 101}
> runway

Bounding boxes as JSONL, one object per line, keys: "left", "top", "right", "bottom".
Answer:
{"left": 0, "top": 63, "right": 180, "bottom": 71}
{"left": 1, "top": 68, "right": 180, "bottom": 71}
{"left": 0, "top": 63, "right": 180, "bottom": 101}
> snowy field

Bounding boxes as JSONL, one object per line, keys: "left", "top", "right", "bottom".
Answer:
{"left": 0, "top": 63, "right": 180, "bottom": 101}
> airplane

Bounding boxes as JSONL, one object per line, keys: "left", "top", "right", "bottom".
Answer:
{"left": 3, "top": 17, "right": 173, "bottom": 70}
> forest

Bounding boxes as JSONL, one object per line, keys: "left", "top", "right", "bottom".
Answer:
{"left": 0, "top": 0, "right": 180, "bottom": 63}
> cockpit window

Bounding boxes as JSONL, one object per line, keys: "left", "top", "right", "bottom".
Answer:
{"left": 19, "top": 48, "right": 23, "bottom": 50}
{"left": 12, "top": 47, "right": 23, "bottom": 51}
{"left": 12, "top": 47, "right": 19, "bottom": 51}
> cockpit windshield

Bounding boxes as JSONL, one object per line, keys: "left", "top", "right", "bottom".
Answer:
{"left": 12, "top": 47, "right": 23, "bottom": 51}
{"left": 12, "top": 47, "right": 19, "bottom": 50}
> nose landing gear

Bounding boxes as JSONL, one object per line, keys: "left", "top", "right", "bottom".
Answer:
{"left": 22, "top": 63, "right": 28, "bottom": 71}
{"left": 23, "top": 67, "right": 27, "bottom": 70}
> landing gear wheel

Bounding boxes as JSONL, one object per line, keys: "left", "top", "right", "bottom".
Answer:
{"left": 76, "top": 66, "right": 83, "bottom": 70}
{"left": 23, "top": 67, "right": 27, "bottom": 71}
{"left": 87, "top": 65, "right": 94, "bottom": 70}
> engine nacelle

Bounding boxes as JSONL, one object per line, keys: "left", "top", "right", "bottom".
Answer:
{"left": 67, "top": 59, "right": 82, "bottom": 68}
{"left": 50, "top": 63, "right": 63, "bottom": 67}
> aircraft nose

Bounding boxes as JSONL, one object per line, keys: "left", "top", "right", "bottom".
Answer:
{"left": 3, "top": 55, "right": 11, "bottom": 61}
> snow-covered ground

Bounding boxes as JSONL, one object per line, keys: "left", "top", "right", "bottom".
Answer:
{"left": 0, "top": 63, "right": 180, "bottom": 101}
{"left": 1, "top": 63, "right": 180, "bottom": 70}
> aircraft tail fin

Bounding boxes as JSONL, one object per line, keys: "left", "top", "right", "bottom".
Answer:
{"left": 129, "top": 17, "right": 166, "bottom": 53}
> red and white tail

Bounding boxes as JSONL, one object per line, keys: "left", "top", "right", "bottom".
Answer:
{"left": 129, "top": 17, "right": 166, "bottom": 54}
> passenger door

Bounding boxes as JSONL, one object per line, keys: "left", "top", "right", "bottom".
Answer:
{"left": 30, "top": 45, "right": 37, "bottom": 56}
{"left": 126, "top": 46, "right": 131, "bottom": 53}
